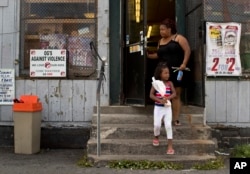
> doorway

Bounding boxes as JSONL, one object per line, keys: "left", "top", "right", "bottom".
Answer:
{"left": 145, "top": 0, "right": 176, "bottom": 105}
{"left": 114, "top": 0, "right": 204, "bottom": 107}
{"left": 122, "top": 0, "right": 175, "bottom": 106}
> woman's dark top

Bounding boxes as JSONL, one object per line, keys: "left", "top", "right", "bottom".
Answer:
{"left": 157, "top": 36, "right": 187, "bottom": 87}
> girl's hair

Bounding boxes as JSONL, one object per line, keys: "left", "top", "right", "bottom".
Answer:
{"left": 154, "top": 62, "right": 169, "bottom": 80}
{"left": 161, "top": 18, "right": 177, "bottom": 34}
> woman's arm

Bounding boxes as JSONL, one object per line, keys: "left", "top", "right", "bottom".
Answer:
{"left": 176, "top": 35, "right": 191, "bottom": 70}
{"left": 147, "top": 52, "right": 158, "bottom": 59}
{"left": 147, "top": 40, "right": 160, "bottom": 59}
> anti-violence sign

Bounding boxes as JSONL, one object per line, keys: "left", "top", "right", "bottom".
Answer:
{"left": 30, "top": 49, "right": 67, "bottom": 77}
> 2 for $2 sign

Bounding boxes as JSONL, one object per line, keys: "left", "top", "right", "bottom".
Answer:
{"left": 208, "top": 57, "right": 238, "bottom": 75}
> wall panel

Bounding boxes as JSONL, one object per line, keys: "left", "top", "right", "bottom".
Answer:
{"left": 206, "top": 80, "right": 250, "bottom": 127}
{"left": 60, "top": 80, "right": 73, "bottom": 121}
{"left": 72, "top": 80, "right": 86, "bottom": 122}
{"left": 226, "top": 81, "right": 238, "bottom": 123}
{"left": 205, "top": 80, "right": 216, "bottom": 122}
{"left": 36, "top": 80, "right": 49, "bottom": 121}
{"left": 215, "top": 81, "right": 227, "bottom": 122}
{"left": 238, "top": 81, "right": 250, "bottom": 122}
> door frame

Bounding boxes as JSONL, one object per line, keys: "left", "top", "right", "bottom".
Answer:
{"left": 109, "top": 0, "right": 122, "bottom": 105}
{"left": 122, "top": 0, "right": 147, "bottom": 106}
{"left": 109, "top": 0, "right": 204, "bottom": 106}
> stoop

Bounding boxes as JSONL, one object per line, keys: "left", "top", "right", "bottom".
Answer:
{"left": 87, "top": 105, "right": 217, "bottom": 169}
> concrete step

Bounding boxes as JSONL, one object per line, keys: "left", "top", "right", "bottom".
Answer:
{"left": 91, "top": 124, "right": 212, "bottom": 140}
{"left": 88, "top": 154, "right": 216, "bottom": 169}
{"left": 87, "top": 139, "right": 216, "bottom": 156}
{"left": 88, "top": 105, "right": 216, "bottom": 169}
{"left": 92, "top": 113, "right": 204, "bottom": 125}
{"left": 94, "top": 105, "right": 204, "bottom": 115}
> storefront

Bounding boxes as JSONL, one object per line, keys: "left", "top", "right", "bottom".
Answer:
{"left": 1, "top": 0, "right": 250, "bottom": 147}
{"left": 110, "top": 0, "right": 250, "bottom": 128}
{"left": 110, "top": 0, "right": 204, "bottom": 106}
{"left": 0, "top": 0, "right": 108, "bottom": 147}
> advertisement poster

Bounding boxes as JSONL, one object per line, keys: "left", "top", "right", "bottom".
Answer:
{"left": 67, "top": 37, "right": 93, "bottom": 67}
{"left": 30, "top": 49, "right": 67, "bottom": 77}
{"left": 40, "top": 34, "right": 66, "bottom": 49}
{"left": 0, "top": 69, "right": 15, "bottom": 105}
{"left": 206, "top": 22, "right": 242, "bottom": 76}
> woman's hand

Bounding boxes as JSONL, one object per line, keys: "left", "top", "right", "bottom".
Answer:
{"left": 147, "top": 51, "right": 158, "bottom": 59}
{"left": 147, "top": 52, "right": 151, "bottom": 58}
{"left": 179, "top": 63, "right": 186, "bottom": 70}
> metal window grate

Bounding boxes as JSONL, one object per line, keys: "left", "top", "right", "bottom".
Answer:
{"left": 20, "top": 0, "right": 97, "bottom": 78}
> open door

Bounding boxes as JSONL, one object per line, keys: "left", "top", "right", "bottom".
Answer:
{"left": 123, "top": 0, "right": 147, "bottom": 106}
{"left": 121, "top": 0, "right": 204, "bottom": 107}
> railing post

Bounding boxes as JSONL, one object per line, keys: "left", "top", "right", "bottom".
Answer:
{"left": 90, "top": 41, "right": 105, "bottom": 157}
{"left": 96, "top": 92, "right": 101, "bottom": 156}
{"left": 96, "top": 60, "right": 105, "bottom": 157}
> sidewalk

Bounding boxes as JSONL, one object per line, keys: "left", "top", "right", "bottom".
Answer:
{"left": 0, "top": 147, "right": 229, "bottom": 174}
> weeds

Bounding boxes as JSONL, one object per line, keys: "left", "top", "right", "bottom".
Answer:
{"left": 192, "top": 157, "right": 225, "bottom": 170}
{"left": 77, "top": 155, "right": 94, "bottom": 168}
{"left": 231, "top": 144, "right": 250, "bottom": 158}
{"left": 108, "top": 160, "right": 183, "bottom": 170}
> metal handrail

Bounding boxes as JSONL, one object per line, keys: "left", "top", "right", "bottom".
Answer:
{"left": 90, "top": 41, "right": 106, "bottom": 157}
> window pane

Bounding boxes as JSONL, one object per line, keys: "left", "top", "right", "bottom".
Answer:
{"left": 20, "top": 0, "right": 97, "bottom": 78}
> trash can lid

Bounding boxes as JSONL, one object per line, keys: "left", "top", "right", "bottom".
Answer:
{"left": 12, "top": 95, "right": 42, "bottom": 112}
{"left": 20, "top": 95, "right": 39, "bottom": 103}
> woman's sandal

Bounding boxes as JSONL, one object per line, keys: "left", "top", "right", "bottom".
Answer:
{"left": 174, "top": 120, "right": 181, "bottom": 126}
{"left": 166, "top": 149, "right": 175, "bottom": 155}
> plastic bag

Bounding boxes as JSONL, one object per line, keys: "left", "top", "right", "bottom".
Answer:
{"left": 152, "top": 77, "right": 171, "bottom": 106}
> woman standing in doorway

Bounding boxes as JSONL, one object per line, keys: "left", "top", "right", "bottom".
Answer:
{"left": 147, "top": 18, "right": 191, "bottom": 126}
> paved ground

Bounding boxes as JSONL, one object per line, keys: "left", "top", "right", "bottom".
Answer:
{"left": 0, "top": 147, "right": 230, "bottom": 174}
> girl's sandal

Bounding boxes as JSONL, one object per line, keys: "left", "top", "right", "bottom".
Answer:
{"left": 166, "top": 149, "right": 175, "bottom": 155}
{"left": 174, "top": 120, "right": 181, "bottom": 126}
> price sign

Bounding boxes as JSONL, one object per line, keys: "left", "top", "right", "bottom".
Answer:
{"left": 206, "top": 22, "right": 242, "bottom": 76}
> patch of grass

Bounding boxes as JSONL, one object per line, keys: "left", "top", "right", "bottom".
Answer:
{"left": 77, "top": 155, "right": 94, "bottom": 168}
{"left": 108, "top": 160, "right": 183, "bottom": 170}
{"left": 191, "top": 157, "right": 225, "bottom": 170}
{"left": 231, "top": 144, "right": 250, "bottom": 158}
{"left": 77, "top": 153, "right": 226, "bottom": 170}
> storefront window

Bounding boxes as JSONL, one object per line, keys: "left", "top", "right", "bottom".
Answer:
{"left": 20, "top": 0, "right": 97, "bottom": 78}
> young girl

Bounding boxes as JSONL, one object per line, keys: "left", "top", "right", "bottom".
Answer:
{"left": 150, "top": 63, "right": 176, "bottom": 155}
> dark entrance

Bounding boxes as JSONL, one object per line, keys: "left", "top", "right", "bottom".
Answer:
{"left": 122, "top": 0, "right": 147, "bottom": 106}
{"left": 117, "top": 0, "right": 204, "bottom": 106}
{"left": 123, "top": 0, "right": 175, "bottom": 106}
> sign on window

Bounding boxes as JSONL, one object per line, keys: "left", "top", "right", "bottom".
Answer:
{"left": 30, "top": 49, "right": 67, "bottom": 77}
{"left": 206, "top": 22, "right": 242, "bottom": 76}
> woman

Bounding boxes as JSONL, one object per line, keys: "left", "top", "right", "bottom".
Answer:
{"left": 147, "top": 18, "right": 191, "bottom": 126}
